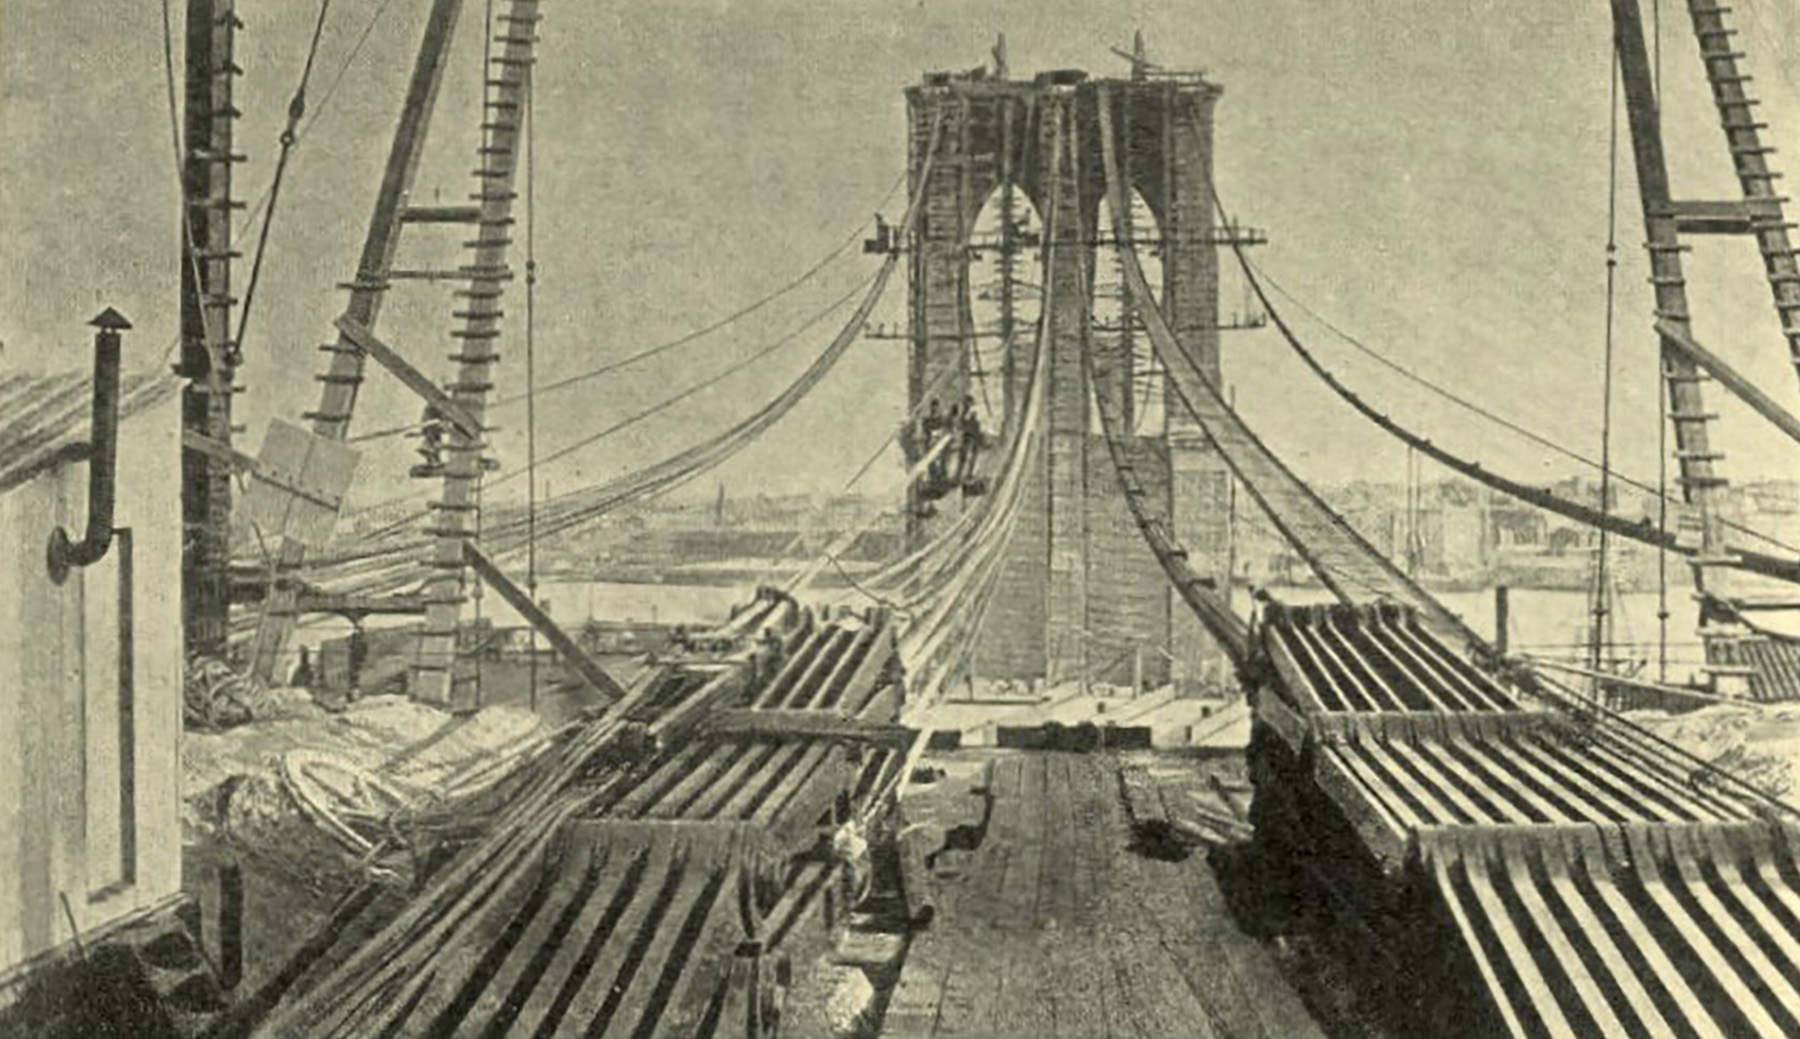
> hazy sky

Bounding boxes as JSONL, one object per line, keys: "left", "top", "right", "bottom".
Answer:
{"left": 5, "top": 0, "right": 1800, "bottom": 514}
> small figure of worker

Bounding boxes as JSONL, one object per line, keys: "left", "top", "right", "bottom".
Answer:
{"left": 289, "top": 646, "right": 315, "bottom": 690}
{"left": 751, "top": 625, "right": 783, "bottom": 691}
{"left": 346, "top": 624, "right": 368, "bottom": 701}
{"left": 918, "top": 398, "right": 944, "bottom": 456}
{"left": 417, "top": 404, "right": 445, "bottom": 469}
{"left": 956, "top": 394, "right": 984, "bottom": 488}
{"left": 934, "top": 400, "right": 963, "bottom": 488}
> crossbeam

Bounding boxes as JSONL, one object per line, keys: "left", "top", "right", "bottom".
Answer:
{"left": 333, "top": 316, "right": 484, "bottom": 440}
{"left": 462, "top": 541, "right": 629, "bottom": 701}
{"left": 705, "top": 708, "right": 915, "bottom": 746}
{"left": 183, "top": 429, "right": 348, "bottom": 513}
{"left": 181, "top": 428, "right": 258, "bottom": 475}
{"left": 1657, "top": 197, "right": 1786, "bottom": 235}
{"left": 1655, "top": 319, "right": 1800, "bottom": 447}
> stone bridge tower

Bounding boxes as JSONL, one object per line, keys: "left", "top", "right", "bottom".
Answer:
{"left": 902, "top": 57, "right": 1230, "bottom": 695}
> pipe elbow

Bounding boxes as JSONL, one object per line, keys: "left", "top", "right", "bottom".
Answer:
{"left": 46, "top": 308, "right": 129, "bottom": 585}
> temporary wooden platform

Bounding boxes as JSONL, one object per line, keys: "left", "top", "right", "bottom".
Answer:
{"left": 885, "top": 751, "right": 1326, "bottom": 1039}
{"left": 246, "top": 600, "right": 915, "bottom": 1039}
{"left": 1252, "top": 602, "right": 1800, "bottom": 1039}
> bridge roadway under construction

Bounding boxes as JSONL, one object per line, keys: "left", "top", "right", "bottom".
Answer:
{"left": 225, "top": 595, "right": 1800, "bottom": 1039}
{"left": 186, "top": 26, "right": 1800, "bottom": 1034}
{"left": 217, "top": 71, "right": 1800, "bottom": 1039}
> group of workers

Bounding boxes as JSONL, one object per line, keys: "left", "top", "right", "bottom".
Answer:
{"left": 910, "top": 394, "right": 987, "bottom": 513}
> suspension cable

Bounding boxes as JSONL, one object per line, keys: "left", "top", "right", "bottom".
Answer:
{"left": 1658, "top": 357, "right": 1670, "bottom": 680}
{"left": 344, "top": 182, "right": 904, "bottom": 447}
{"left": 335, "top": 268, "right": 884, "bottom": 543}
{"left": 1590, "top": 42, "right": 1624, "bottom": 680}
{"left": 234, "top": 0, "right": 402, "bottom": 248}
{"left": 492, "top": 179, "right": 900, "bottom": 408}
{"left": 235, "top": 0, "right": 335, "bottom": 366}
{"left": 1251, "top": 265, "right": 1800, "bottom": 556}
{"left": 484, "top": 271, "right": 877, "bottom": 490}
{"left": 524, "top": 45, "right": 539, "bottom": 712}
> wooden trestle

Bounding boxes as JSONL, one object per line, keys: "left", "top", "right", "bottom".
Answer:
{"left": 1250, "top": 602, "right": 1800, "bottom": 1039}
{"left": 251, "top": 594, "right": 917, "bottom": 1039}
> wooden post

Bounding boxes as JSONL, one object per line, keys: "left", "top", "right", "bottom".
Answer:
{"left": 1494, "top": 584, "right": 1509, "bottom": 656}
{"left": 247, "top": 0, "right": 469, "bottom": 683}
{"left": 178, "top": 0, "right": 239, "bottom": 659}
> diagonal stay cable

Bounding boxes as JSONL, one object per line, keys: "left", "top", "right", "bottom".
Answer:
{"left": 483, "top": 270, "right": 877, "bottom": 490}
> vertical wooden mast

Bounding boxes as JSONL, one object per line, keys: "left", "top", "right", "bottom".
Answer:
{"left": 178, "top": 0, "right": 240, "bottom": 659}
{"left": 247, "top": 0, "right": 467, "bottom": 681}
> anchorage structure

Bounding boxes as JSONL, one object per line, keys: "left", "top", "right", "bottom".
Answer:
{"left": 903, "top": 61, "right": 1242, "bottom": 693}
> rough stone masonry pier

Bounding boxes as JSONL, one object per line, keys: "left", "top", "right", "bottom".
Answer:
{"left": 901, "top": 64, "right": 1234, "bottom": 695}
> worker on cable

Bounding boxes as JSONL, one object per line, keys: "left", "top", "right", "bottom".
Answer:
{"left": 416, "top": 403, "right": 446, "bottom": 470}
{"left": 918, "top": 398, "right": 949, "bottom": 496}
{"left": 918, "top": 398, "right": 944, "bottom": 458}
{"left": 956, "top": 393, "right": 984, "bottom": 492}
{"left": 937, "top": 399, "right": 964, "bottom": 490}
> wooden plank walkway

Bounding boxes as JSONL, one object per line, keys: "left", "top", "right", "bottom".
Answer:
{"left": 884, "top": 751, "right": 1326, "bottom": 1039}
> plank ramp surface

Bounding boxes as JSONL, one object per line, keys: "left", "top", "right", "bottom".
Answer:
{"left": 884, "top": 751, "right": 1327, "bottom": 1039}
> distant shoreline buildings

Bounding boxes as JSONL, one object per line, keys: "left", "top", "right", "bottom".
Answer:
{"left": 332, "top": 477, "right": 1800, "bottom": 594}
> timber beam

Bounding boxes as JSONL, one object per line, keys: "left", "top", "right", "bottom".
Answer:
{"left": 706, "top": 708, "right": 916, "bottom": 746}
{"left": 463, "top": 541, "right": 630, "bottom": 701}
{"left": 333, "top": 316, "right": 485, "bottom": 440}
{"left": 228, "top": 570, "right": 425, "bottom": 615}
{"left": 184, "top": 429, "right": 348, "bottom": 513}
{"left": 1655, "top": 197, "right": 1787, "bottom": 236}
{"left": 1655, "top": 319, "right": 1800, "bottom": 447}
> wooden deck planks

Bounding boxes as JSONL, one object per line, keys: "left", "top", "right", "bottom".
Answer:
{"left": 601, "top": 858, "right": 736, "bottom": 1039}
{"left": 883, "top": 752, "right": 1325, "bottom": 1039}
{"left": 494, "top": 844, "right": 659, "bottom": 1039}
{"left": 549, "top": 842, "right": 691, "bottom": 1039}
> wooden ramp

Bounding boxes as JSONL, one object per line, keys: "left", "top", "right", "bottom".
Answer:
{"left": 1254, "top": 602, "right": 1800, "bottom": 1039}
{"left": 247, "top": 604, "right": 910, "bottom": 1039}
{"left": 884, "top": 752, "right": 1326, "bottom": 1039}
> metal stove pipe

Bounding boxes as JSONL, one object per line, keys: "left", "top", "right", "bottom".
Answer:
{"left": 47, "top": 308, "right": 132, "bottom": 584}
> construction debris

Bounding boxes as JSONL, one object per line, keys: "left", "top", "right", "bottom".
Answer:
{"left": 1630, "top": 701, "right": 1800, "bottom": 800}
{"left": 184, "top": 654, "right": 314, "bottom": 730}
{"left": 183, "top": 694, "right": 550, "bottom": 879}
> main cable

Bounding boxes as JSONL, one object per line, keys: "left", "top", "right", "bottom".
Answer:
{"left": 1591, "top": 41, "right": 1621, "bottom": 675}
{"left": 484, "top": 270, "right": 876, "bottom": 490}
{"left": 1250, "top": 263, "right": 1800, "bottom": 556}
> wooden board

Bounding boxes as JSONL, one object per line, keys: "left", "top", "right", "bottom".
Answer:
{"left": 239, "top": 418, "right": 358, "bottom": 549}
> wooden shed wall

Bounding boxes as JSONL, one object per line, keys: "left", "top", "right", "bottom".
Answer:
{"left": 0, "top": 391, "right": 182, "bottom": 976}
